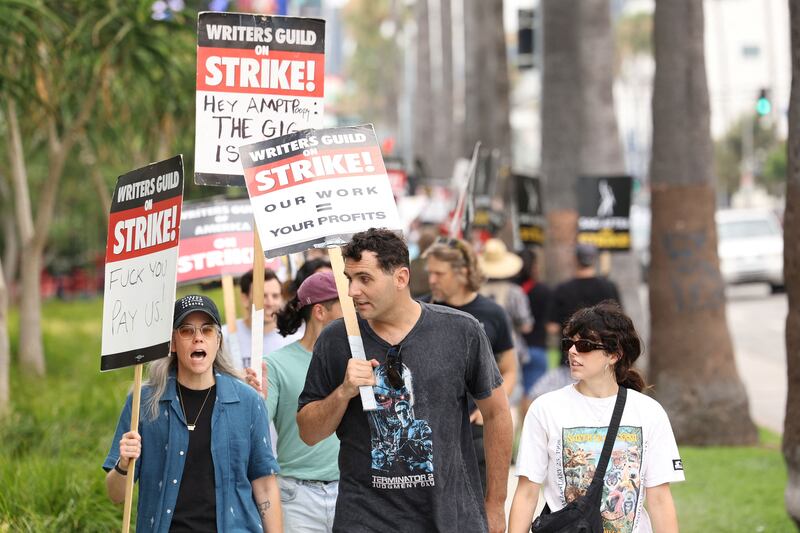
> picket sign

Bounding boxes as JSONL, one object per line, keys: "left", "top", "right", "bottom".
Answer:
{"left": 98, "top": 156, "right": 184, "bottom": 533}
{"left": 239, "top": 125, "right": 403, "bottom": 411}
{"left": 448, "top": 142, "right": 481, "bottom": 238}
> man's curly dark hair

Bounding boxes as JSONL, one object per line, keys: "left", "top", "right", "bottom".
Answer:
{"left": 342, "top": 228, "right": 409, "bottom": 273}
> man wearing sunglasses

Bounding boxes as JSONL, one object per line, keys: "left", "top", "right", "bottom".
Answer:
{"left": 297, "top": 228, "right": 513, "bottom": 533}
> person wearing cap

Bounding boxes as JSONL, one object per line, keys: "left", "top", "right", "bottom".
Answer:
{"left": 266, "top": 272, "right": 342, "bottom": 532}
{"left": 535, "top": 244, "right": 623, "bottom": 398}
{"left": 419, "top": 236, "right": 517, "bottom": 496}
{"left": 103, "top": 295, "right": 283, "bottom": 532}
{"left": 547, "top": 243, "right": 622, "bottom": 342}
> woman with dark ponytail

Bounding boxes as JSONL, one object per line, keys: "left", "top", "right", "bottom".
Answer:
{"left": 276, "top": 294, "right": 309, "bottom": 337}
{"left": 509, "top": 301, "right": 683, "bottom": 533}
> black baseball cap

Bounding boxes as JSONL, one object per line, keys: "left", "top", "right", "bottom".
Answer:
{"left": 576, "top": 243, "right": 599, "bottom": 267}
{"left": 173, "top": 295, "right": 222, "bottom": 329}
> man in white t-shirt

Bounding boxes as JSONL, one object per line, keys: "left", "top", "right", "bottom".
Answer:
{"left": 222, "top": 268, "right": 303, "bottom": 370}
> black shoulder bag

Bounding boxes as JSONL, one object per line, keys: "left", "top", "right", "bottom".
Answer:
{"left": 531, "top": 386, "right": 628, "bottom": 533}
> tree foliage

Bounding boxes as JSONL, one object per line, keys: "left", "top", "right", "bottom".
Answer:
{"left": 0, "top": 0, "right": 201, "bottom": 374}
{"left": 713, "top": 114, "right": 785, "bottom": 199}
{"left": 614, "top": 11, "right": 652, "bottom": 66}
{"left": 339, "top": 0, "right": 402, "bottom": 132}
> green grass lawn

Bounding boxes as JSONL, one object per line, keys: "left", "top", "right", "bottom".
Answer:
{"left": 672, "top": 428, "right": 796, "bottom": 532}
{"left": 0, "top": 294, "right": 797, "bottom": 531}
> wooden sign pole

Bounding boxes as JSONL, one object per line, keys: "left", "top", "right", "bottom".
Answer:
{"left": 328, "top": 246, "right": 377, "bottom": 411}
{"left": 221, "top": 274, "right": 238, "bottom": 334}
{"left": 121, "top": 363, "right": 143, "bottom": 533}
{"left": 251, "top": 233, "right": 266, "bottom": 385}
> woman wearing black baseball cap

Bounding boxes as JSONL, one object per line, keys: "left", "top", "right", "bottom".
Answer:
{"left": 103, "top": 295, "right": 283, "bottom": 532}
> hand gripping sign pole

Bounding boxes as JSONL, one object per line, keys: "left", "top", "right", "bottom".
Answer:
{"left": 327, "top": 241, "right": 377, "bottom": 410}
{"left": 121, "top": 365, "right": 142, "bottom": 533}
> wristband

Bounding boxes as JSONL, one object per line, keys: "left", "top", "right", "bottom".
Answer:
{"left": 114, "top": 459, "right": 129, "bottom": 476}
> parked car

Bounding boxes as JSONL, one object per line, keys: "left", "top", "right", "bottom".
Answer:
{"left": 716, "top": 208, "right": 784, "bottom": 292}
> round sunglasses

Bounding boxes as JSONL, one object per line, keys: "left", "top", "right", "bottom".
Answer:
{"left": 177, "top": 324, "right": 219, "bottom": 340}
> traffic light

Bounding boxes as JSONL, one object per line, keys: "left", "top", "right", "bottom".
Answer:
{"left": 517, "top": 9, "right": 536, "bottom": 69}
{"left": 756, "top": 88, "right": 772, "bottom": 116}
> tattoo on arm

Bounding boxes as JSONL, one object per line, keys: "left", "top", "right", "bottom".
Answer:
{"left": 258, "top": 499, "right": 271, "bottom": 519}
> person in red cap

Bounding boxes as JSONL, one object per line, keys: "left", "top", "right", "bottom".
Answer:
{"left": 267, "top": 272, "right": 343, "bottom": 532}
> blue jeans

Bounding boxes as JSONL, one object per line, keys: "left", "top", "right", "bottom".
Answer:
{"left": 522, "top": 346, "right": 548, "bottom": 397}
{"left": 278, "top": 476, "right": 338, "bottom": 532}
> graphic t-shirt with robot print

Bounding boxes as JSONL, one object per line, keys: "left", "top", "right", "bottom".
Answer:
{"left": 299, "top": 303, "right": 502, "bottom": 532}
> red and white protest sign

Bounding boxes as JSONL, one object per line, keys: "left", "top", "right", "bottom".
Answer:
{"left": 178, "top": 198, "right": 286, "bottom": 284}
{"left": 195, "top": 12, "right": 325, "bottom": 186}
{"left": 101, "top": 156, "right": 184, "bottom": 371}
{"left": 239, "top": 124, "right": 403, "bottom": 258}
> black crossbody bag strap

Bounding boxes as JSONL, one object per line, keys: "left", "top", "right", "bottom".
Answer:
{"left": 537, "top": 386, "right": 628, "bottom": 517}
{"left": 592, "top": 386, "right": 627, "bottom": 482}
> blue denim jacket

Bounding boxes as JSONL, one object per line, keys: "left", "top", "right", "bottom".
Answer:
{"left": 103, "top": 371, "right": 279, "bottom": 532}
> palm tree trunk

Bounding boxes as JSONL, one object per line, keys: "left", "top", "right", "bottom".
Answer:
{"left": 413, "top": 0, "right": 435, "bottom": 179}
{"left": 463, "top": 0, "right": 511, "bottom": 164}
{"left": 649, "top": 0, "right": 756, "bottom": 444}
{"left": 541, "top": 0, "right": 582, "bottom": 283}
{"left": 575, "top": 0, "right": 648, "bottom": 349}
{"left": 783, "top": 0, "right": 800, "bottom": 525}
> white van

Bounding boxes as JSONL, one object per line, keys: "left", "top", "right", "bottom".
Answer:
{"left": 716, "top": 208, "right": 784, "bottom": 291}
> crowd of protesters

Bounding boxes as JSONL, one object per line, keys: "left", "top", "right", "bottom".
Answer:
{"left": 104, "top": 227, "right": 682, "bottom": 533}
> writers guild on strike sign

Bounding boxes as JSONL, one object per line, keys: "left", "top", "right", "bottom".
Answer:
{"left": 195, "top": 13, "right": 325, "bottom": 184}
{"left": 239, "top": 125, "right": 402, "bottom": 257}
{"left": 101, "top": 155, "right": 183, "bottom": 371}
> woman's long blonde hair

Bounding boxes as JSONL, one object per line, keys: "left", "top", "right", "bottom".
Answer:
{"left": 141, "top": 328, "right": 241, "bottom": 421}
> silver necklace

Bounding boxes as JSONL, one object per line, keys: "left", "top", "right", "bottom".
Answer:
{"left": 177, "top": 383, "right": 213, "bottom": 431}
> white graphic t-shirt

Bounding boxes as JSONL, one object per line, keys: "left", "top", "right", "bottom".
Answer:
{"left": 516, "top": 385, "right": 685, "bottom": 533}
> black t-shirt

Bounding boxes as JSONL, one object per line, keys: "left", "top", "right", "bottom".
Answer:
{"left": 298, "top": 304, "right": 501, "bottom": 532}
{"left": 170, "top": 384, "right": 216, "bottom": 533}
{"left": 548, "top": 276, "right": 621, "bottom": 365}
{"left": 548, "top": 276, "right": 622, "bottom": 328}
{"left": 522, "top": 281, "right": 552, "bottom": 348}
{"left": 435, "top": 294, "right": 514, "bottom": 361}
{"left": 433, "top": 294, "right": 513, "bottom": 415}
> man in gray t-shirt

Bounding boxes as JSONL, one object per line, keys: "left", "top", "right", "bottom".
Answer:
{"left": 297, "top": 229, "right": 513, "bottom": 533}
